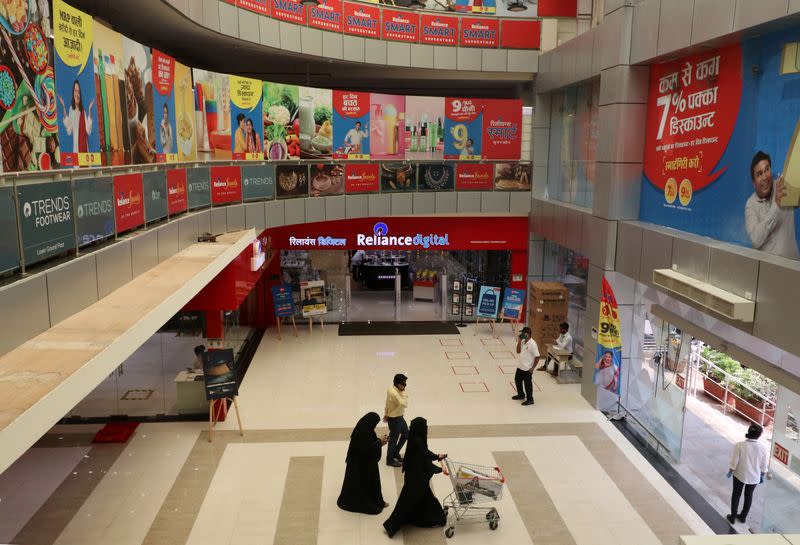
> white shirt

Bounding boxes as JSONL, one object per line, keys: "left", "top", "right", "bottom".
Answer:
{"left": 64, "top": 106, "right": 93, "bottom": 152}
{"left": 554, "top": 332, "right": 573, "bottom": 353}
{"left": 729, "top": 439, "right": 769, "bottom": 485}
{"left": 745, "top": 189, "right": 799, "bottom": 259}
{"left": 344, "top": 128, "right": 368, "bottom": 147}
{"left": 350, "top": 250, "right": 365, "bottom": 266}
{"left": 517, "top": 339, "right": 540, "bottom": 372}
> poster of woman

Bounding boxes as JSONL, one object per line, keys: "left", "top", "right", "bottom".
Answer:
{"left": 230, "top": 75, "right": 263, "bottom": 160}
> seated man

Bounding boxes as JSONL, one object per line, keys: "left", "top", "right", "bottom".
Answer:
{"left": 538, "top": 322, "right": 573, "bottom": 375}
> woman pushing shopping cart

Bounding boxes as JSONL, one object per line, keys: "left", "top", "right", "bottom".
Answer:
{"left": 441, "top": 459, "right": 505, "bottom": 538}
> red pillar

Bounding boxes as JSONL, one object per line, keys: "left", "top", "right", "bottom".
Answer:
{"left": 205, "top": 310, "right": 224, "bottom": 340}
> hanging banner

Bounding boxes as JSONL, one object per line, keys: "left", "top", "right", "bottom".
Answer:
{"left": 370, "top": 94, "right": 406, "bottom": 160}
{"left": 276, "top": 164, "right": 309, "bottom": 198}
{"left": 272, "top": 0, "right": 306, "bottom": 24}
{"left": 456, "top": 163, "right": 494, "bottom": 190}
{"left": 17, "top": 181, "right": 75, "bottom": 264}
{"left": 174, "top": 62, "right": 197, "bottom": 161}
{"left": 166, "top": 168, "right": 188, "bottom": 215}
{"left": 264, "top": 82, "right": 300, "bottom": 160}
{"left": 405, "top": 96, "right": 445, "bottom": 161}
{"left": 343, "top": 2, "right": 380, "bottom": 39}
{"left": 271, "top": 284, "right": 296, "bottom": 317}
{"left": 333, "top": 90, "right": 370, "bottom": 160}
{"left": 309, "top": 0, "right": 343, "bottom": 32}
{"left": 143, "top": 171, "right": 168, "bottom": 222}
{"left": 202, "top": 348, "right": 238, "bottom": 400}
{"left": 0, "top": 187, "right": 19, "bottom": 273}
{"left": 476, "top": 286, "right": 501, "bottom": 319}
{"left": 123, "top": 37, "right": 156, "bottom": 164}
{"left": 152, "top": 49, "right": 178, "bottom": 163}
{"left": 418, "top": 163, "right": 454, "bottom": 191}
{"left": 500, "top": 20, "right": 541, "bottom": 49}
{"left": 310, "top": 164, "right": 345, "bottom": 196}
{"left": 230, "top": 76, "right": 264, "bottom": 160}
{"left": 381, "top": 9, "right": 419, "bottom": 43}
{"left": 345, "top": 163, "right": 380, "bottom": 193}
{"left": 242, "top": 164, "right": 276, "bottom": 201}
{"left": 210, "top": 165, "right": 242, "bottom": 204}
{"left": 445, "top": 98, "right": 483, "bottom": 160}
{"left": 420, "top": 14, "right": 458, "bottom": 46}
{"left": 113, "top": 173, "right": 145, "bottom": 233}
{"left": 74, "top": 176, "right": 114, "bottom": 246}
{"left": 538, "top": 0, "right": 577, "bottom": 17}
{"left": 54, "top": 0, "right": 101, "bottom": 167}
{"left": 380, "top": 162, "right": 417, "bottom": 192}
{"left": 298, "top": 87, "right": 333, "bottom": 160}
{"left": 459, "top": 18, "right": 499, "bottom": 49}
{"left": 300, "top": 280, "right": 327, "bottom": 317}
{"left": 494, "top": 162, "right": 532, "bottom": 190}
{"left": 483, "top": 99, "right": 523, "bottom": 160}
{"left": 238, "top": 0, "right": 270, "bottom": 15}
{"left": 93, "top": 22, "right": 126, "bottom": 167}
{"left": 594, "top": 277, "right": 622, "bottom": 396}
{"left": 193, "top": 69, "right": 232, "bottom": 161}
{"left": 187, "top": 167, "right": 211, "bottom": 209}
{"left": 500, "top": 288, "right": 525, "bottom": 320}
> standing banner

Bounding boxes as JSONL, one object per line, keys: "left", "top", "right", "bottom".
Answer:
{"left": 93, "top": 22, "right": 127, "bottom": 166}
{"left": 272, "top": 0, "right": 306, "bottom": 24}
{"left": 445, "top": 98, "right": 483, "bottom": 160}
{"left": 420, "top": 14, "right": 458, "bottom": 46}
{"left": 143, "top": 171, "right": 168, "bottom": 222}
{"left": 482, "top": 99, "right": 523, "bottom": 160}
{"left": 476, "top": 286, "right": 501, "bottom": 319}
{"left": 242, "top": 164, "right": 276, "bottom": 201}
{"left": 343, "top": 2, "right": 380, "bottom": 39}
{"left": 298, "top": 87, "right": 333, "bottom": 160}
{"left": 333, "top": 90, "right": 370, "bottom": 160}
{"left": 187, "top": 166, "right": 211, "bottom": 209}
{"left": 123, "top": 37, "right": 156, "bottom": 164}
{"left": 300, "top": 280, "right": 327, "bottom": 317}
{"left": 405, "top": 96, "right": 445, "bottom": 161}
{"left": 500, "top": 288, "right": 525, "bottom": 320}
{"left": 174, "top": 62, "right": 197, "bottom": 161}
{"left": 0, "top": 187, "right": 19, "bottom": 273}
{"left": 202, "top": 349, "right": 238, "bottom": 400}
{"left": 594, "top": 277, "right": 622, "bottom": 395}
{"left": 370, "top": 94, "right": 405, "bottom": 160}
{"left": 74, "top": 176, "right": 114, "bottom": 246}
{"left": 500, "top": 20, "right": 542, "bottom": 49}
{"left": 17, "top": 181, "right": 74, "bottom": 264}
{"left": 166, "top": 168, "right": 188, "bottom": 215}
{"left": 271, "top": 284, "right": 296, "bottom": 317}
{"left": 113, "top": 173, "right": 145, "bottom": 232}
{"left": 494, "top": 162, "right": 532, "bottom": 190}
{"left": 456, "top": 163, "right": 494, "bottom": 190}
{"left": 382, "top": 9, "right": 419, "bottom": 43}
{"left": 310, "top": 164, "right": 345, "bottom": 196}
{"left": 418, "top": 163, "right": 454, "bottom": 191}
{"left": 345, "top": 163, "right": 380, "bottom": 193}
{"left": 54, "top": 0, "right": 101, "bottom": 167}
{"left": 152, "top": 50, "right": 178, "bottom": 163}
{"left": 309, "top": 0, "right": 343, "bottom": 32}
{"left": 210, "top": 165, "right": 242, "bottom": 204}
{"left": 238, "top": 0, "right": 270, "bottom": 14}
{"left": 263, "top": 82, "right": 300, "bottom": 160}
{"left": 459, "top": 18, "right": 500, "bottom": 49}
{"left": 230, "top": 76, "right": 264, "bottom": 160}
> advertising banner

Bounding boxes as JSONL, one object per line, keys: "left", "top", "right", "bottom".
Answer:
{"left": 93, "top": 22, "right": 127, "bottom": 167}
{"left": 202, "top": 348, "right": 238, "bottom": 400}
{"left": 418, "top": 163, "right": 454, "bottom": 191}
{"left": 453, "top": 0, "right": 496, "bottom": 14}
{"left": 594, "top": 277, "right": 622, "bottom": 395}
{"left": 494, "top": 162, "right": 532, "bottom": 190}
{"left": 538, "top": 0, "right": 577, "bottom": 17}
{"left": 238, "top": 0, "right": 270, "bottom": 14}
{"left": 310, "top": 164, "right": 345, "bottom": 196}
{"left": 500, "top": 20, "right": 541, "bottom": 49}
{"left": 143, "top": 171, "right": 168, "bottom": 222}
{"left": 123, "top": 37, "right": 156, "bottom": 164}
{"left": 370, "top": 94, "right": 405, "bottom": 160}
{"left": 497, "top": 1, "right": 538, "bottom": 18}
{"left": 333, "top": 90, "right": 370, "bottom": 160}
{"left": 264, "top": 82, "right": 300, "bottom": 160}
{"left": 276, "top": 164, "right": 309, "bottom": 198}
{"left": 242, "top": 164, "right": 276, "bottom": 201}
{"left": 272, "top": 0, "right": 306, "bottom": 23}
{"left": 187, "top": 166, "right": 211, "bottom": 209}
{"left": 459, "top": 18, "right": 499, "bottom": 49}
{"left": 345, "top": 163, "right": 380, "bottom": 193}
{"left": 482, "top": 99, "right": 522, "bottom": 160}
{"left": 193, "top": 69, "right": 231, "bottom": 161}
{"left": 210, "top": 165, "right": 242, "bottom": 204}
{"left": 298, "top": 87, "right": 333, "bottom": 160}
{"left": 151, "top": 50, "right": 178, "bottom": 163}
{"left": 405, "top": 96, "right": 445, "bottom": 161}
{"left": 381, "top": 9, "right": 419, "bottom": 43}
{"left": 300, "top": 280, "right": 327, "bottom": 317}
{"left": 166, "top": 168, "right": 188, "bottom": 215}
{"left": 114, "top": 173, "right": 145, "bottom": 232}
{"left": 380, "top": 163, "right": 417, "bottom": 192}
{"left": 500, "top": 287, "right": 525, "bottom": 320}
{"left": 174, "top": 62, "right": 197, "bottom": 161}
{"left": 476, "top": 286, "right": 501, "bottom": 319}
{"left": 445, "top": 98, "right": 483, "bottom": 160}
{"left": 343, "top": 2, "right": 380, "bottom": 39}
{"left": 456, "top": 163, "right": 494, "bottom": 190}
{"left": 271, "top": 284, "right": 296, "bottom": 317}
{"left": 230, "top": 76, "right": 264, "bottom": 160}
{"left": 54, "top": 0, "right": 101, "bottom": 168}
{"left": 420, "top": 14, "right": 458, "bottom": 46}
{"left": 309, "top": 0, "right": 343, "bottom": 32}
{"left": 17, "top": 181, "right": 75, "bottom": 264}
{"left": 0, "top": 187, "right": 19, "bottom": 273}
{"left": 74, "top": 176, "right": 114, "bottom": 246}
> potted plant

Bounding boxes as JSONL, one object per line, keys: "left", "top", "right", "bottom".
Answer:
{"left": 731, "top": 369, "right": 777, "bottom": 426}
{"left": 699, "top": 348, "right": 739, "bottom": 404}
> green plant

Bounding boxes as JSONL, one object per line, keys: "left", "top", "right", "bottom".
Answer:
{"left": 700, "top": 348, "right": 740, "bottom": 381}
{"left": 732, "top": 368, "right": 777, "bottom": 404}
{"left": 314, "top": 105, "right": 332, "bottom": 125}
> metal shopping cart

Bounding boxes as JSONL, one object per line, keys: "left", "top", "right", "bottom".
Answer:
{"left": 441, "top": 459, "right": 505, "bottom": 538}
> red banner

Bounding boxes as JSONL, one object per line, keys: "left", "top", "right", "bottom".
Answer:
{"left": 343, "top": 2, "right": 380, "bottom": 38}
{"left": 210, "top": 166, "right": 242, "bottom": 204}
{"left": 420, "top": 14, "right": 458, "bottom": 46}
{"left": 308, "top": 0, "right": 343, "bottom": 32}
{"left": 167, "top": 169, "right": 188, "bottom": 215}
{"left": 381, "top": 8, "right": 419, "bottom": 43}
{"left": 151, "top": 50, "right": 175, "bottom": 96}
{"left": 500, "top": 20, "right": 541, "bottom": 49}
{"left": 345, "top": 164, "right": 380, "bottom": 193}
{"left": 237, "top": 0, "right": 270, "bottom": 15}
{"left": 459, "top": 17, "right": 499, "bottom": 48}
{"left": 456, "top": 163, "right": 494, "bottom": 190}
{"left": 271, "top": 0, "right": 306, "bottom": 24}
{"left": 538, "top": 0, "right": 577, "bottom": 17}
{"left": 114, "top": 173, "right": 145, "bottom": 233}
{"left": 482, "top": 99, "right": 523, "bottom": 160}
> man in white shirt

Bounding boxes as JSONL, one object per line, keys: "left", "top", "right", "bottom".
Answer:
{"left": 513, "top": 326, "right": 540, "bottom": 406}
{"left": 344, "top": 121, "right": 369, "bottom": 153}
{"left": 538, "top": 322, "right": 573, "bottom": 375}
{"left": 744, "top": 151, "right": 799, "bottom": 259}
{"left": 727, "top": 424, "right": 769, "bottom": 525}
{"left": 350, "top": 249, "right": 366, "bottom": 282}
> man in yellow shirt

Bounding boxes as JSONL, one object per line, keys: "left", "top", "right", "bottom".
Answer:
{"left": 383, "top": 373, "right": 408, "bottom": 467}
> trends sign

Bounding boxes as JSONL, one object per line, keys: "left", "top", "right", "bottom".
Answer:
{"left": 17, "top": 181, "right": 76, "bottom": 265}
{"left": 356, "top": 222, "right": 450, "bottom": 249}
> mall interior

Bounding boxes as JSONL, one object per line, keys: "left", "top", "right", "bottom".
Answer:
{"left": 2, "top": 0, "right": 800, "bottom": 544}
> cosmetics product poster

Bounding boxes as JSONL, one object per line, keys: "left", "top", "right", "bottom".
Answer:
{"left": 380, "top": 162, "right": 417, "bottom": 192}
{"left": 405, "top": 96, "right": 445, "bottom": 161}
{"left": 444, "top": 98, "right": 483, "bottom": 160}
{"left": 369, "top": 93, "right": 405, "bottom": 160}
{"left": 297, "top": 86, "right": 332, "bottom": 159}
{"left": 174, "top": 61, "right": 196, "bottom": 161}
{"left": 418, "top": 163, "right": 454, "bottom": 191}
{"left": 193, "top": 68, "right": 231, "bottom": 161}
{"left": 333, "top": 90, "right": 370, "bottom": 160}
{"left": 151, "top": 49, "right": 177, "bottom": 163}
{"left": 122, "top": 36, "right": 156, "bottom": 164}
{"left": 93, "top": 22, "right": 127, "bottom": 166}
{"left": 230, "top": 75, "right": 264, "bottom": 160}
{"left": 309, "top": 163, "right": 344, "bottom": 196}
{"left": 54, "top": 0, "right": 101, "bottom": 167}
{"left": 263, "top": 81, "right": 300, "bottom": 160}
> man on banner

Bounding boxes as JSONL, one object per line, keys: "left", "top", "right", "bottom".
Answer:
{"left": 593, "top": 277, "right": 622, "bottom": 395}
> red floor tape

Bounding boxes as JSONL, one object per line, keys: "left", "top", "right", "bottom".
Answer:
{"left": 93, "top": 422, "right": 140, "bottom": 443}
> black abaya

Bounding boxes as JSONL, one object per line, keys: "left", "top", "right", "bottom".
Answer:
{"left": 383, "top": 417, "right": 447, "bottom": 537}
{"left": 337, "top": 412, "right": 386, "bottom": 514}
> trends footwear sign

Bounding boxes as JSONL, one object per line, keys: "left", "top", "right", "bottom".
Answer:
{"left": 187, "top": 167, "right": 211, "bottom": 209}
{"left": 242, "top": 165, "right": 275, "bottom": 201}
{"left": 74, "top": 176, "right": 114, "bottom": 246}
{"left": 17, "top": 181, "right": 76, "bottom": 265}
{"left": 144, "top": 171, "right": 168, "bottom": 222}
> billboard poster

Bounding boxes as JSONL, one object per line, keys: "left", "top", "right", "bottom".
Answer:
{"left": 381, "top": 9, "right": 419, "bottom": 43}
{"left": 370, "top": 94, "right": 405, "bottom": 160}
{"left": 276, "top": 164, "right": 309, "bottom": 198}
{"left": 74, "top": 176, "right": 114, "bottom": 246}
{"left": 345, "top": 163, "right": 380, "bottom": 193}
{"left": 54, "top": 0, "right": 101, "bottom": 168}
{"left": 17, "top": 181, "right": 75, "bottom": 264}
{"left": 380, "top": 163, "right": 417, "bottom": 192}
{"left": 494, "top": 162, "right": 532, "bottom": 190}
{"left": 482, "top": 99, "right": 522, "bottom": 160}
{"left": 202, "top": 348, "right": 238, "bottom": 400}
{"left": 594, "top": 277, "right": 622, "bottom": 395}
{"left": 459, "top": 18, "right": 499, "bottom": 49}
{"left": 496, "top": 0, "right": 538, "bottom": 17}
{"left": 174, "top": 62, "right": 196, "bottom": 161}
{"left": 500, "top": 20, "right": 541, "bottom": 49}
{"left": 333, "top": 90, "right": 370, "bottom": 160}
{"left": 113, "top": 173, "right": 144, "bottom": 233}
{"left": 210, "top": 165, "right": 242, "bottom": 204}
{"left": 343, "top": 2, "right": 380, "bottom": 39}
{"left": 230, "top": 76, "right": 264, "bottom": 160}
{"left": 456, "top": 163, "right": 494, "bottom": 190}
{"left": 271, "top": 284, "right": 296, "bottom": 317}
{"left": 0, "top": 187, "right": 19, "bottom": 273}
{"left": 298, "top": 86, "right": 333, "bottom": 160}
{"left": 238, "top": 0, "right": 270, "bottom": 14}
{"left": 500, "top": 288, "right": 525, "bottom": 320}
{"left": 187, "top": 166, "right": 211, "bottom": 209}
{"left": 310, "top": 164, "right": 344, "bottom": 196}
{"left": 263, "top": 81, "right": 300, "bottom": 160}
{"left": 193, "top": 69, "right": 231, "bottom": 161}
{"left": 122, "top": 37, "right": 156, "bottom": 164}
{"left": 166, "top": 168, "right": 188, "bottom": 215}
{"left": 300, "top": 280, "right": 327, "bottom": 317}
{"left": 445, "top": 98, "right": 483, "bottom": 160}
{"left": 418, "top": 163, "right": 454, "bottom": 191}
{"left": 272, "top": 0, "right": 306, "bottom": 24}
{"left": 93, "top": 22, "right": 127, "bottom": 167}
{"left": 309, "top": 0, "right": 343, "bottom": 32}
{"left": 476, "top": 286, "right": 501, "bottom": 319}
{"left": 420, "top": 14, "right": 457, "bottom": 46}
{"left": 453, "top": 0, "right": 496, "bottom": 14}
{"left": 143, "top": 171, "right": 168, "bottom": 222}
{"left": 151, "top": 49, "right": 178, "bottom": 163}
{"left": 242, "top": 164, "right": 275, "bottom": 201}
{"left": 405, "top": 96, "right": 445, "bottom": 161}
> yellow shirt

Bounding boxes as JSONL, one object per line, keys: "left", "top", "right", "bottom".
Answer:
{"left": 385, "top": 386, "right": 408, "bottom": 418}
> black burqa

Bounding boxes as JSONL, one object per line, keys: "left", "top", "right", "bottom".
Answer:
{"left": 383, "top": 417, "right": 447, "bottom": 537}
{"left": 337, "top": 412, "right": 386, "bottom": 514}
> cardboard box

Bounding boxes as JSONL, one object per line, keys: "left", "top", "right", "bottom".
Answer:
{"left": 530, "top": 281, "right": 568, "bottom": 302}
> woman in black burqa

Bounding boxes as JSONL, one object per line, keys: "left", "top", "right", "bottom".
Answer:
{"left": 337, "top": 412, "right": 389, "bottom": 514}
{"left": 383, "top": 417, "right": 447, "bottom": 537}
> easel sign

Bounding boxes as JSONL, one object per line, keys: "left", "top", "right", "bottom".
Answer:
{"left": 474, "top": 285, "right": 501, "bottom": 336}
{"left": 300, "top": 279, "right": 327, "bottom": 334}
{"left": 498, "top": 287, "right": 525, "bottom": 337}
{"left": 202, "top": 348, "right": 243, "bottom": 442}
{"left": 271, "top": 284, "right": 298, "bottom": 340}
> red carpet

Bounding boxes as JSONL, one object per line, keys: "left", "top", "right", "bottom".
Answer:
{"left": 93, "top": 422, "right": 139, "bottom": 443}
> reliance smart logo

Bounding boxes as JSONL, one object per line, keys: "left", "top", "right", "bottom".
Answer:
{"left": 357, "top": 222, "right": 449, "bottom": 249}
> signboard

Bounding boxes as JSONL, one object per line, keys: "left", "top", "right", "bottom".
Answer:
{"left": 418, "top": 163, "right": 454, "bottom": 191}
{"left": 74, "top": 177, "right": 114, "bottom": 246}
{"left": 333, "top": 90, "right": 371, "bottom": 160}
{"left": 18, "top": 181, "right": 75, "bottom": 265}
{"left": 242, "top": 164, "right": 276, "bottom": 201}
{"left": 202, "top": 348, "right": 238, "bottom": 400}
{"left": 345, "top": 163, "right": 380, "bottom": 193}
{"left": 271, "top": 284, "right": 296, "bottom": 317}
{"left": 309, "top": 0, "right": 343, "bottom": 32}
{"left": 310, "top": 164, "right": 345, "bottom": 196}
{"left": 343, "top": 2, "right": 380, "bottom": 38}
{"left": 476, "top": 286, "right": 501, "bottom": 319}
{"left": 230, "top": 76, "right": 264, "bottom": 160}
{"left": 381, "top": 9, "right": 419, "bottom": 43}
{"left": 174, "top": 62, "right": 197, "bottom": 161}
{"left": 238, "top": 0, "right": 270, "bottom": 14}
{"left": 300, "top": 280, "right": 327, "bottom": 317}
{"left": 276, "top": 164, "right": 309, "bottom": 198}
{"left": 500, "top": 20, "right": 541, "bottom": 49}
{"left": 482, "top": 99, "right": 523, "bottom": 160}
{"left": 152, "top": 49, "right": 178, "bottom": 163}
{"left": 272, "top": 0, "right": 306, "bottom": 24}
{"left": 494, "top": 162, "right": 532, "bottom": 191}
{"left": 113, "top": 173, "right": 145, "bottom": 233}
{"left": 445, "top": 98, "right": 483, "bottom": 160}
{"left": 456, "top": 163, "right": 494, "bottom": 190}
{"left": 143, "top": 171, "right": 168, "bottom": 222}
{"left": 500, "top": 288, "right": 525, "bottom": 320}
{"left": 453, "top": 0, "right": 495, "bottom": 14}
{"left": 370, "top": 94, "right": 406, "bottom": 160}
{"left": 167, "top": 169, "right": 188, "bottom": 215}
{"left": 594, "top": 277, "right": 622, "bottom": 395}
{"left": 459, "top": 18, "right": 499, "bottom": 49}
{"left": 405, "top": 96, "right": 445, "bottom": 161}
{"left": 187, "top": 167, "right": 211, "bottom": 209}
{"left": 420, "top": 14, "right": 458, "bottom": 46}
{"left": 538, "top": 0, "right": 577, "bottom": 17}
{"left": 210, "top": 165, "right": 242, "bottom": 204}
{"left": 0, "top": 187, "right": 19, "bottom": 273}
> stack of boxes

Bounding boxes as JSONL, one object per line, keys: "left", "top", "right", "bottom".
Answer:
{"left": 528, "top": 282, "right": 569, "bottom": 351}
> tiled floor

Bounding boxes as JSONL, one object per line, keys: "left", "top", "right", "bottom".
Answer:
{"left": 0, "top": 324, "right": 715, "bottom": 545}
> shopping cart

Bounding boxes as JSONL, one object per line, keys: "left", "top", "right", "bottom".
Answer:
{"left": 441, "top": 459, "right": 505, "bottom": 538}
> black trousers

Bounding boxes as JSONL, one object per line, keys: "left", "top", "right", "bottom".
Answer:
{"left": 731, "top": 476, "right": 757, "bottom": 519}
{"left": 514, "top": 368, "right": 533, "bottom": 402}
